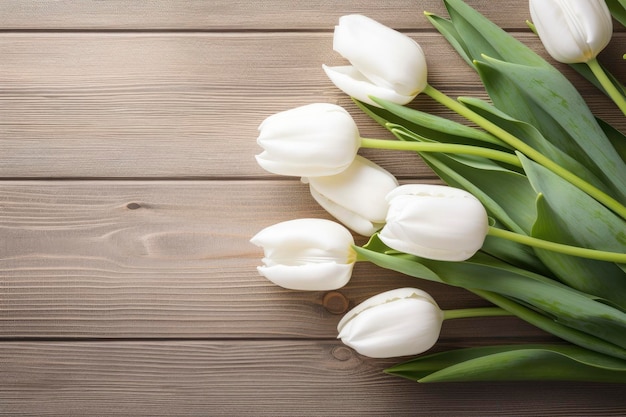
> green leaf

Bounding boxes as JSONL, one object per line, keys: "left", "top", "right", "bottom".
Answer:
{"left": 474, "top": 57, "right": 626, "bottom": 202}
{"left": 357, "top": 237, "right": 626, "bottom": 360}
{"left": 386, "top": 345, "right": 626, "bottom": 383}
{"left": 426, "top": 253, "right": 626, "bottom": 349}
{"left": 533, "top": 193, "right": 626, "bottom": 310}
{"left": 458, "top": 96, "right": 612, "bottom": 196}
{"left": 480, "top": 233, "right": 551, "bottom": 277}
{"left": 440, "top": 0, "right": 550, "bottom": 68}
{"left": 356, "top": 238, "right": 442, "bottom": 283}
{"left": 423, "top": 12, "right": 472, "bottom": 66}
{"left": 428, "top": 0, "right": 626, "bottom": 202}
{"left": 356, "top": 98, "right": 507, "bottom": 149}
{"left": 597, "top": 117, "right": 626, "bottom": 164}
{"left": 607, "top": 0, "right": 626, "bottom": 27}
{"left": 471, "top": 288, "right": 626, "bottom": 361}
{"left": 519, "top": 154, "right": 626, "bottom": 309}
{"left": 357, "top": 235, "right": 626, "bottom": 353}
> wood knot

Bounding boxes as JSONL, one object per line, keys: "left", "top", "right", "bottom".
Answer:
{"left": 331, "top": 346, "right": 354, "bottom": 361}
{"left": 126, "top": 202, "right": 142, "bottom": 210}
{"left": 323, "top": 291, "right": 349, "bottom": 315}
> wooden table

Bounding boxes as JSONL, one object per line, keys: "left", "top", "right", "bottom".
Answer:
{"left": 2, "top": 1, "right": 625, "bottom": 415}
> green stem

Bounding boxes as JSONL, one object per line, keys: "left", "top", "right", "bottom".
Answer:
{"left": 488, "top": 226, "right": 626, "bottom": 263}
{"left": 423, "top": 84, "right": 626, "bottom": 221}
{"left": 360, "top": 137, "right": 521, "bottom": 167}
{"left": 443, "top": 307, "right": 512, "bottom": 320}
{"left": 587, "top": 58, "right": 626, "bottom": 117}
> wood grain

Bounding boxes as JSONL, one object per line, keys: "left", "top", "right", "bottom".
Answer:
{"left": 2, "top": 341, "right": 625, "bottom": 417}
{"left": 0, "top": 180, "right": 551, "bottom": 341}
{"left": 2, "top": 0, "right": 625, "bottom": 413}
{"left": 1, "top": 33, "right": 623, "bottom": 179}
{"left": 0, "top": 1, "right": 549, "bottom": 31}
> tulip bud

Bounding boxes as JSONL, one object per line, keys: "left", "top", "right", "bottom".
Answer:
{"left": 337, "top": 287, "right": 444, "bottom": 358}
{"left": 256, "top": 103, "right": 361, "bottom": 177}
{"left": 250, "top": 218, "right": 356, "bottom": 291}
{"left": 379, "top": 184, "right": 489, "bottom": 261}
{"left": 529, "top": 0, "right": 613, "bottom": 63}
{"left": 323, "top": 14, "right": 428, "bottom": 107}
{"left": 302, "top": 156, "right": 399, "bottom": 236}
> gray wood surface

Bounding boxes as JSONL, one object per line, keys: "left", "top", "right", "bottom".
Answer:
{"left": 1, "top": 1, "right": 625, "bottom": 415}
{"left": 0, "top": 1, "right": 559, "bottom": 30}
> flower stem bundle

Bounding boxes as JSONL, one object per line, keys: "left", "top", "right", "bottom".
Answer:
{"left": 250, "top": 0, "right": 626, "bottom": 383}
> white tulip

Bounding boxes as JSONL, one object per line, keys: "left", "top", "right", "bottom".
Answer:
{"left": 379, "top": 184, "right": 489, "bottom": 262}
{"left": 323, "top": 14, "right": 428, "bottom": 107}
{"left": 337, "top": 287, "right": 444, "bottom": 358}
{"left": 256, "top": 103, "right": 361, "bottom": 177}
{"left": 529, "top": 0, "right": 613, "bottom": 63}
{"left": 302, "top": 156, "right": 399, "bottom": 236}
{"left": 250, "top": 218, "right": 356, "bottom": 291}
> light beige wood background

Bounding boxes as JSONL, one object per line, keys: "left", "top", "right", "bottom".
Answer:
{"left": 1, "top": 1, "right": 625, "bottom": 415}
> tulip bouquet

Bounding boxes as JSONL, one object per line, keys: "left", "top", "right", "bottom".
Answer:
{"left": 252, "top": 0, "right": 626, "bottom": 382}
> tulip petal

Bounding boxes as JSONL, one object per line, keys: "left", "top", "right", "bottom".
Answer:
{"left": 250, "top": 218, "right": 356, "bottom": 291}
{"left": 250, "top": 218, "right": 355, "bottom": 258}
{"left": 337, "top": 287, "right": 437, "bottom": 332}
{"left": 255, "top": 103, "right": 361, "bottom": 177}
{"left": 379, "top": 184, "right": 489, "bottom": 261}
{"left": 255, "top": 153, "right": 351, "bottom": 177}
{"left": 338, "top": 295, "right": 443, "bottom": 358}
{"left": 305, "top": 155, "right": 398, "bottom": 236}
{"left": 332, "top": 14, "right": 427, "bottom": 96}
{"left": 322, "top": 65, "right": 417, "bottom": 106}
{"left": 308, "top": 186, "right": 381, "bottom": 236}
{"left": 529, "top": 0, "right": 612, "bottom": 63}
{"left": 257, "top": 262, "right": 354, "bottom": 291}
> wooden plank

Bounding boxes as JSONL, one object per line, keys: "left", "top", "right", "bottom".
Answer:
{"left": 0, "top": 180, "right": 552, "bottom": 340}
{"left": 0, "top": 1, "right": 545, "bottom": 31}
{"left": 1, "top": 341, "right": 624, "bottom": 416}
{"left": 1, "top": 33, "right": 624, "bottom": 179}
{"left": 0, "top": 32, "right": 448, "bottom": 179}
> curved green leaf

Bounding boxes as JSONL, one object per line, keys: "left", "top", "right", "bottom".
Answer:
{"left": 597, "top": 117, "right": 626, "bottom": 164}
{"left": 533, "top": 193, "right": 626, "bottom": 311}
{"left": 426, "top": 0, "right": 626, "bottom": 202}
{"left": 357, "top": 235, "right": 626, "bottom": 352}
{"left": 386, "top": 345, "right": 626, "bottom": 383}
{"left": 458, "top": 96, "right": 612, "bottom": 196}
{"left": 440, "top": 0, "right": 549, "bottom": 68}
{"left": 356, "top": 98, "right": 507, "bottom": 149}
{"left": 519, "top": 154, "right": 626, "bottom": 309}
{"left": 356, "top": 237, "right": 626, "bottom": 360}
{"left": 607, "top": 0, "right": 626, "bottom": 27}
{"left": 423, "top": 253, "right": 626, "bottom": 349}
{"left": 423, "top": 12, "right": 472, "bottom": 66}
{"left": 474, "top": 57, "right": 626, "bottom": 202}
